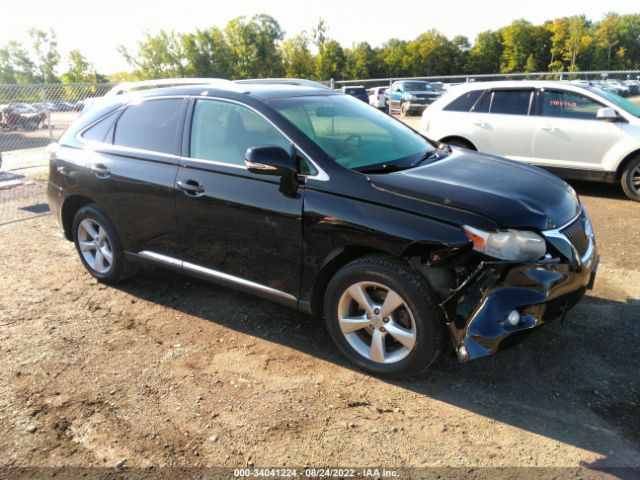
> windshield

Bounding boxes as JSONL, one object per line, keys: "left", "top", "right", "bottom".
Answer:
{"left": 404, "top": 82, "right": 433, "bottom": 92}
{"left": 588, "top": 86, "right": 640, "bottom": 118}
{"left": 270, "top": 94, "right": 435, "bottom": 170}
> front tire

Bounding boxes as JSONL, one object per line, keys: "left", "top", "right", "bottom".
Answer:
{"left": 621, "top": 156, "right": 640, "bottom": 201}
{"left": 72, "top": 204, "right": 137, "bottom": 283}
{"left": 323, "top": 255, "right": 445, "bottom": 378}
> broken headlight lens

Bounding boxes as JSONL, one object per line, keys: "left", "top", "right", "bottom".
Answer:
{"left": 463, "top": 226, "right": 547, "bottom": 262}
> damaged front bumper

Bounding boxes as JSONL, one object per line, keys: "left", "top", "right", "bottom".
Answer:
{"left": 442, "top": 211, "right": 598, "bottom": 362}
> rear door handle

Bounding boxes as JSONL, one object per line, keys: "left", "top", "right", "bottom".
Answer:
{"left": 472, "top": 121, "right": 487, "bottom": 127}
{"left": 177, "top": 180, "right": 205, "bottom": 196}
{"left": 541, "top": 125, "right": 557, "bottom": 132}
{"left": 91, "top": 163, "right": 110, "bottom": 178}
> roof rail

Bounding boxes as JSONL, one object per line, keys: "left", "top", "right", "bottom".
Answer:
{"left": 105, "top": 78, "right": 240, "bottom": 96}
{"left": 234, "top": 78, "right": 331, "bottom": 89}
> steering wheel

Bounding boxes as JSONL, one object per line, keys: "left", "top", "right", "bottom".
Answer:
{"left": 336, "top": 134, "right": 362, "bottom": 157}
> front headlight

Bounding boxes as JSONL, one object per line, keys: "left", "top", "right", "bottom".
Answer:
{"left": 463, "top": 225, "right": 547, "bottom": 262}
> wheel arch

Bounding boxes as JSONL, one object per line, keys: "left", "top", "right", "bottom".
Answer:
{"left": 615, "top": 148, "right": 640, "bottom": 179}
{"left": 309, "top": 241, "right": 446, "bottom": 319}
{"left": 439, "top": 136, "right": 477, "bottom": 150}
{"left": 61, "top": 195, "right": 94, "bottom": 241}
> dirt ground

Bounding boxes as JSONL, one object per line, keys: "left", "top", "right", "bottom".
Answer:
{"left": 0, "top": 171, "right": 639, "bottom": 479}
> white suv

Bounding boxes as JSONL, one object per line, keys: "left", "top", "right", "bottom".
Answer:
{"left": 420, "top": 81, "right": 640, "bottom": 201}
{"left": 368, "top": 86, "right": 388, "bottom": 109}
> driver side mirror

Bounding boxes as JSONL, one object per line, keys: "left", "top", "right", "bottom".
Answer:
{"left": 245, "top": 145, "right": 299, "bottom": 197}
{"left": 596, "top": 107, "right": 621, "bottom": 122}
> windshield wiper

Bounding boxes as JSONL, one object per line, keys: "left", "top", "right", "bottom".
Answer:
{"left": 408, "top": 143, "right": 451, "bottom": 169}
{"left": 356, "top": 163, "right": 411, "bottom": 174}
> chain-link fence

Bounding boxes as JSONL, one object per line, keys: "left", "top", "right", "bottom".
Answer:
{"left": 2, "top": 70, "right": 640, "bottom": 158}
{"left": 0, "top": 83, "right": 113, "bottom": 155}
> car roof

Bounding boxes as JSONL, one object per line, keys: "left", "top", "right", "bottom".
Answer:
{"left": 448, "top": 80, "right": 603, "bottom": 91}
{"left": 104, "top": 78, "right": 337, "bottom": 101}
{"left": 135, "top": 83, "right": 337, "bottom": 101}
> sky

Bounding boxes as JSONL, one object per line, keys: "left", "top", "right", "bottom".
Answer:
{"left": 2, "top": 0, "right": 639, "bottom": 74}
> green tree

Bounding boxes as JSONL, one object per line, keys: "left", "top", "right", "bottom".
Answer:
{"left": 595, "top": 13, "right": 621, "bottom": 69}
{"left": 29, "top": 28, "right": 60, "bottom": 83}
{"left": 450, "top": 35, "right": 471, "bottom": 74}
{"left": 281, "top": 32, "right": 314, "bottom": 78}
{"left": 405, "top": 29, "right": 458, "bottom": 76}
{"left": 225, "top": 14, "right": 284, "bottom": 79}
{"left": 377, "top": 39, "right": 408, "bottom": 77}
{"left": 119, "top": 30, "right": 186, "bottom": 79}
{"left": 467, "top": 30, "right": 503, "bottom": 74}
{"left": 0, "top": 41, "right": 37, "bottom": 83}
{"left": 312, "top": 19, "right": 328, "bottom": 80}
{"left": 182, "top": 27, "right": 232, "bottom": 78}
{"left": 345, "top": 42, "right": 376, "bottom": 79}
{"left": 619, "top": 14, "right": 640, "bottom": 68}
{"left": 500, "top": 20, "right": 535, "bottom": 72}
{"left": 565, "top": 16, "right": 592, "bottom": 71}
{"left": 316, "top": 39, "right": 345, "bottom": 80}
{"left": 61, "top": 49, "right": 97, "bottom": 83}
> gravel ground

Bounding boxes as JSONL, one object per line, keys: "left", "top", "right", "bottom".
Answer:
{"left": 0, "top": 170, "right": 639, "bottom": 479}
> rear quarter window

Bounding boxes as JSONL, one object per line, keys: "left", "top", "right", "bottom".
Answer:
{"left": 81, "top": 111, "right": 118, "bottom": 143}
{"left": 444, "top": 90, "right": 484, "bottom": 112}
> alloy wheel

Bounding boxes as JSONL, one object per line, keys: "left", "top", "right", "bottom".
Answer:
{"left": 631, "top": 164, "right": 640, "bottom": 194}
{"left": 77, "top": 218, "right": 113, "bottom": 274}
{"left": 337, "top": 281, "right": 417, "bottom": 364}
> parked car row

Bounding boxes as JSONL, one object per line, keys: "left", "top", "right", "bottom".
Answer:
{"left": 341, "top": 81, "right": 448, "bottom": 115}
{"left": 0, "top": 101, "right": 82, "bottom": 115}
{"left": 420, "top": 80, "right": 640, "bottom": 201}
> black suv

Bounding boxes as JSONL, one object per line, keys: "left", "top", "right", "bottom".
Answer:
{"left": 48, "top": 80, "right": 598, "bottom": 377}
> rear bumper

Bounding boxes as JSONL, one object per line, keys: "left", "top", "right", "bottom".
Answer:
{"left": 442, "top": 217, "right": 598, "bottom": 362}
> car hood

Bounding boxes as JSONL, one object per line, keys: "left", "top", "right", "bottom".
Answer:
{"left": 368, "top": 149, "right": 580, "bottom": 230}
{"left": 407, "top": 90, "right": 439, "bottom": 97}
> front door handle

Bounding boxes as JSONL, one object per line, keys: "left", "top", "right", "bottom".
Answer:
{"left": 177, "top": 180, "right": 205, "bottom": 196}
{"left": 541, "top": 125, "right": 557, "bottom": 132}
{"left": 472, "top": 121, "right": 488, "bottom": 127}
{"left": 91, "top": 163, "right": 110, "bottom": 178}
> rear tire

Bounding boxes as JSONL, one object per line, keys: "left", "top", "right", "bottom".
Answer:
{"left": 323, "top": 255, "right": 445, "bottom": 378}
{"left": 621, "top": 156, "right": 640, "bottom": 201}
{"left": 72, "top": 204, "right": 137, "bottom": 283}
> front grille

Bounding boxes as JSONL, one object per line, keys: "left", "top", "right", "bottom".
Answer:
{"left": 561, "top": 214, "right": 590, "bottom": 258}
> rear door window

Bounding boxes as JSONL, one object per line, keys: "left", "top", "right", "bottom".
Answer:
{"left": 113, "top": 98, "right": 184, "bottom": 155}
{"left": 490, "top": 90, "right": 532, "bottom": 115}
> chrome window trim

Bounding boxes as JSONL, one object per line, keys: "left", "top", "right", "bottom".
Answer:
{"left": 74, "top": 94, "right": 331, "bottom": 181}
{"left": 138, "top": 251, "right": 297, "bottom": 303}
{"left": 188, "top": 96, "right": 330, "bottom": 182}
